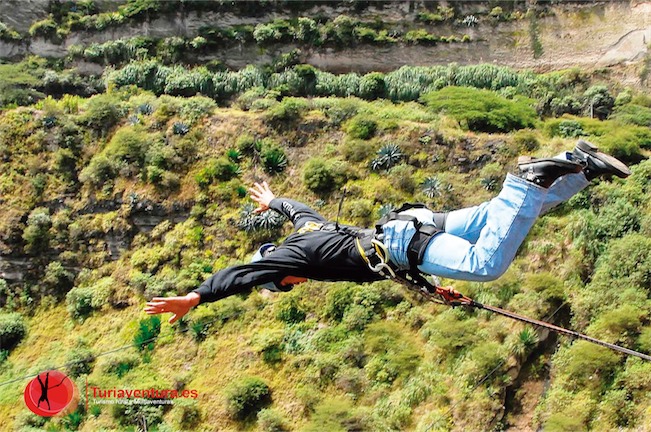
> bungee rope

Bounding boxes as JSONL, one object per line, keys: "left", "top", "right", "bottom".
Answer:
{"left": 392, "top": 270, "right": 651, "bottom": 362}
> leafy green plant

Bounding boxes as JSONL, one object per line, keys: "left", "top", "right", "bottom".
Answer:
{"left": 65, "top": 277, "right": 115, "bottom": 320}
{"left": 22, "top": 207, "right": 51, "bottom": 254}
{"left": 134, "top": 315, "right": 161, "bottom": 353}
{"left": 238, "top": 203, "right": 285, "bottom": 233}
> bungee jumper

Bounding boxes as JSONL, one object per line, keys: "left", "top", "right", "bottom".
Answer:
{"left": 145, "top": 140, "right": 646, "bottom": 359}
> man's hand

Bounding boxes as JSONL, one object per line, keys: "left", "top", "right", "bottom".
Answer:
{"left": 144, "top": 292, "right": 201, "bottom": 324}
{"left": 249, "top": 181, "right": 276, "bottom": 213}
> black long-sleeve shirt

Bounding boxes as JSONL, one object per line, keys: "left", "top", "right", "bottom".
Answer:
{"left": 193, "top": 198, "right": 383, "bottom": 304}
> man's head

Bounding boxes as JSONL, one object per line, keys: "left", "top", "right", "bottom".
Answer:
{"left": 251, "top": 244, "right": 307, "bottom": 291}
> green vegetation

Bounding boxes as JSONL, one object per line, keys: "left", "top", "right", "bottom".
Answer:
{"left": 0, "top": 312, "right": 27, "bottom": 351}
{"left": 0, "top": 8, "right": 650, "bottom": 427}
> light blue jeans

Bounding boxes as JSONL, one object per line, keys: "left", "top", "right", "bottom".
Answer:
{"left": 381, "top": 172, "right": 589, "bottom": 281}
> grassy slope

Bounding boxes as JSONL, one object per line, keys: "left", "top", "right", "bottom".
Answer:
{"left": 1, "top": 90, "right": 650, "bottom": 431}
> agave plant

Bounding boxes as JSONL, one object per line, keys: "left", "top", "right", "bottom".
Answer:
{"left": 421, "top": 176, "right": 442, "bottom": 198}
{"left": 172, "top": 121, "right": 190, "bottom": 136}
{"left": 371, "top": 143, "right": 404, "bottom": 171}
{"left": 238, "top": 203, "right": 286, "bottom": 233}
{"left": 136, "top": 103, "right": 153, "bottom": 115}
{"left": 378, "top": 203, "right": 395, "bottom": 219}
{"left": 480, "top": 176, "right": 498, "bottom": 191}
{"left": 262, "top": 148, "right": 288, "bottom": 174}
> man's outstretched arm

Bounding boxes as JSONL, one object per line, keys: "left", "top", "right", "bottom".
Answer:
{"left": 250, "top": 181, "right": 326, "bottom": 230}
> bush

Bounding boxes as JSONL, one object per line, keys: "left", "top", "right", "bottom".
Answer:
{"left": 225, "top": 376, "right": 271, "bottom": 420}
{"left": 420, "top": 86, "right": 537, "bottom": 132}
{"left": 596, "top": 126, "right": 651, "bottom": 160}
{"left": 41, "top": 261, "right": 74, "bottom": 298}
{"left": 0, "top": 312, "right": 27, "bottom": 351}
{"left": 65, "top": 277, "right": 115, "bottom": 320}
{"left": 611, "top": 104, "right": 651, "bottom": 127}
{"left": 195, "top": 157, "right": 240, "bottom": 188}
{"left": 346, "top": 116, "right": 377, "bottom": 139}
{"left": 257, "top": 408, "right": 289, "bottom": 432}
{"left": 557, "top": 119, "right": 585, "bottom": 138}
{"left": 561, "top": 341, "right": 620, "bottom": 387}
{"left": 265, "top": 97, "right": 308, "bottom": 125}
{"left": 22, "top": 207, "right": 51, "bottom": 254}
{"left": 79, "top": 94, "right": 121, "bottom": 133}
{"left": 583, "top": 85, "right": 614, "bottom": 120}
{"left": 303, "top": 158, "right": 336, "bottom": 194}
{"left": 276, "top": 295, "right": 307, "bottom": 324}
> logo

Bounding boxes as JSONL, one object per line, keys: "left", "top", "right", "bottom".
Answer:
{"left": 24, "top": 370, "right": 78, "bottom": 417}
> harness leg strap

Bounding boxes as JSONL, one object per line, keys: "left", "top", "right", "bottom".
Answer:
{"left": 407, "top": 224, "right": 442, "bottom": 268}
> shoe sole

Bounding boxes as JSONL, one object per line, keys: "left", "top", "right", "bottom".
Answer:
{"left": 576, "top": 140, "right": 631, "bottom": 178}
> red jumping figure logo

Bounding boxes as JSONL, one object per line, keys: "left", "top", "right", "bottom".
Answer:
{"left": 24, "top": 370, "right": 78, "bottom": 417}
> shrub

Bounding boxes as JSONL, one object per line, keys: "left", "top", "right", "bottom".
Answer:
{"left": 29, "top": 16, "right": 58, "bottom": 38}
{"left": 421, "top": 86, "right": 537, "bottom": 132}
{"left": 276, "top": 295, "right": 307, "bottom": 324}
{"left": 177, "top": 402, "right": 201, "bottom": 430}
{"left": 611, "top": 104, "right": 651, "bottom": 127}
{"left": 558, "top": 119, "right": 585, "bottom": 138}
{"left": 0, "top": 312, "right": 27, "bottom": 351}
{"left": 65, "top": 277, "right": 115, "bottom": 320}
{"left": 257, "top": 408, "right": 289, "bottom": 432}
{"left": 225, "top": 376, "right": 271, "bottom": 420}
{"left": 561, "top": 341, "right": 620, "bottom": 387}
{"left": 583, "top": 85, "right": 615, "bottom": 120}
{"left": 79, "top": 154, "right": 116, "bottom": 186}
{"left": 195, "top": 157, "right": 240, "bottom": 188}
{"left": 303, "top": 158, "right": 336, "bottom": 194}
{"left": 79, "top": 94, "right": 121, "bottom": 133}
{"left": 346, "top": 116, "right": 377, "bottom": 139}
{"left": 22, "top": 207, "right": 51, "bottom": 254}
{"left": 596, "top": 126, "right": 651, "bottom": 160}
{"left": 265, "top": 97, "right": 308, "bottom": 126}
{"left": 41, "top": 261, "right": 74, "bottom": 297}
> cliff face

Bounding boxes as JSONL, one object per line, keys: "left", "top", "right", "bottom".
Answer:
{"left": 1, "top": 1, "right": 649, "bottom": 76}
